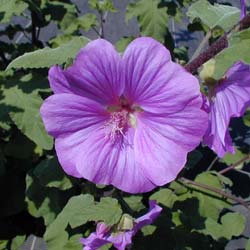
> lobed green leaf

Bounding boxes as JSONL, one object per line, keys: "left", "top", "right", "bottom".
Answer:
{"left": 6, "top": 36, "right": 90, "bottom": 70}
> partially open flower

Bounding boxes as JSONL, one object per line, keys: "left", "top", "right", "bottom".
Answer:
{"left": 203, "top": 61, "right": 250, "bottom": 157}
{"left": 40, "top": 37, "right": 207, "bottom": 193}
{"left": 80, "top": 200, "right": 162, "bottom": 250}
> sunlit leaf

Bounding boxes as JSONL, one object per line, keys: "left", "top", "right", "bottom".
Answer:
{"left": 126, "top": 0, "right": 168, "bottom": 42}
{"left": 0, "top": 0, "right": 28, "bottom": 24}
{"left": 1, "top": 86, "right": 53, "bottom": 149}
{"left": 7, "top": 36, "right": 90, "bottom": 70}
{"left": 187, "top": 0, "right": 240, "bottom": 31}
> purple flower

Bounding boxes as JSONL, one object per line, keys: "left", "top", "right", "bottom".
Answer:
{"left": 240, "top": 0, "right": 246, "bottom": 20}
{"left": 80, "top": 200, "right": 162, "bottom": 250}
{"left": 203, "top": 61, "right": 250, "bottom": 157}
{"left": 40, "top": 37, "right": 207, "bottom": 193}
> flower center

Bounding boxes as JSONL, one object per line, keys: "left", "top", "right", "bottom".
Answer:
{"left": 104, "top": 96, "right": 143, "bottom": 141}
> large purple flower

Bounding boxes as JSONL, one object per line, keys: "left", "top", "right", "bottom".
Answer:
{"left": 80, "top": 200, "right": 162, "bottom": 250}
{"left": 203, "top": 61, "right": 250, "bottom": 157}
{"left": 40, "top": 37, "right": 207, "bottom": 193}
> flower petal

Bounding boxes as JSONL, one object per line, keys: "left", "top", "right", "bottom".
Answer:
{"left": 40, "top": 93, "right": 108, "bottom": 177}
{"left": 56, "top": 126, "right": 154, "bottom": 193}
{"left": 48, "top": 65, "right": 72, "bottom": 94}
{"left": 134, "top": 200, "right": 162, "bottom": 232}
{"left": 204, "top": 61, "right": 250, "bottom": 157}
{"left": 80, "top": 232, "right": 109, "bottom": 250}
{"left": 122, "top": 37, "right": 202, "bottom": 114}
{"left": 61, "top": 39, "right": 123, "bottom": 105}
{"left": 134, "top": 106, "right": 208, "bottom": 185}
{"left": 40, "top": 93, "right": 108, "bottom": 138}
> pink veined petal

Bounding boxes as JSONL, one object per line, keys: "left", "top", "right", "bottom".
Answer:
{"left": 122, "top": 37, "right": 202, "bottom": 114}
{"left": 61, "top": 39, "right": 123, "bottom": 105}
{"left": 204, "top": 61, "right": 250, "bottom": 157}
{"left": 40, "top": 93, "right": 108, "bottom": 138}
{"left": 56, "top": 127, "right": 154, "bottom": 193}
{"left": 40, "top": 93, "right": 108, "bottom": 177}
{"left": 134, "top": 106, "right": 208, "bottom": 185}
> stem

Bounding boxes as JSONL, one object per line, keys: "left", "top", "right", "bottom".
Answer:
{"left": 207, "top": 156, "right": 218, "bottom": 171}
{"left": 185, "top": 13, "right": 250, "bottom": 73}
{"left": 219, "top": 155, "right": 250, "bottom": 175}
{"left": 189, "top": 30, "right": 211, "bottom": 62}
{"left": 99, "top": 11, "right": 108, "bottom": 38}
{"left": 180, "top": 177, "right": 249, "bottom": 209}
{"left": 185, "top": 34, "right": 228, "bottom": 73}
{"left": 92, "top": 26, "right": 101, "bottom": 37}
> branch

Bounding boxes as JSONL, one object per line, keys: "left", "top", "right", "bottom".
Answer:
{"left": 219, "top": 155, "right": 250, "bottom": 174}
{"left": 185, "top": 13, "right": 250, "bottom": 73}
{"left": 180, "top": 177, "right": 249, "bottom": 209}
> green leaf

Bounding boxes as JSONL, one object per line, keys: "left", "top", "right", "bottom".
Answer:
{"left": 45, "top": 195, "right": 93, "bottom": 239}
{"left": 0, "top": 240, "right": 8, "bottom": 250}
{"left": 220, "top": 212, "right": 245, "bottom": 239}
{"left": 246, "top": 239, "right": 250, "bottom": 250}
{"left": 61, "top": 12, "right": 97, "bottom": 34}
{"left": 26, "top": 174, "right": 69, "bottom": 226}
{"left": 1, "top": 86, "right": 53, "bottom": 150}
{"left": 34, "top": 156, "right": 73, "bottom": 190}
{"left": 123, "top": 196, "right": 145, "bottom": 212}
{"left": 193, "top": 172, "right": 231, "bottom": 220}
{"left": 187, "top": 0, "right": 240, "bottom": 32}
{"left": 69, "top": 196, "right": 122, "bottom": 228}
{"left": 78, "top": 14, "right": 97, "bottom": 31}
{"left": 150, "top": 188, "right": 177, "bottom": 208}
{"left": 221, "top": 148, "right": 247, "bottom": 167}
{"left": 213, "top": 30, "right": 250, "bottom": 79}
{"left": 141, "top": 225, "right": 157, "bottom": 236}
{"left": 126, "top": 0, "right": 168, "bottom": 42}
{"left": 11, "top": 235, "right": 26, "bottom": 250}
{"left": 0, "top": 0, "right": 28, "bottom": 24}
{"left": 115, "top": 37, "right": 134, "bottom": 53}
{"left": 63, "top": 234, "right": 82, "bottom": 250}
{"left": 243, "top": 109, "right": 250, "bottom": 127}
{"left": 200, "top": 212, "right": 245, "bottom": 240}
{"left": 45, "top": 194, "right": 122, "bottom": 249}
{"left": 88, "top": 0, "right": 116, "bottom": 12}
{"left": 6, "top": 36, "right": 90, "bottom": 70}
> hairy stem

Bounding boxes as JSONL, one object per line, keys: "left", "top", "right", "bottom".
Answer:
{"left": 180, "top": 177, "right": 249, "bottom": 209}
{"left": 185, "top": 13, "right": 250, "bottom": 73}
{"left": 99, "top": 11, "right": 108, "bottom": 38}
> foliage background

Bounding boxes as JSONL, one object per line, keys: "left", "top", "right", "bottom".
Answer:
{"left": 1, "top": 0, "right": 250, "bottom": 249}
